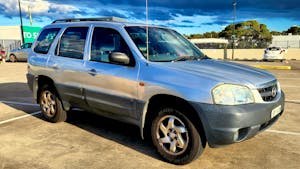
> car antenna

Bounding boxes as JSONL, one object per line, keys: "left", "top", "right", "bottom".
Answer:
{"left": 146, "top": 0, "right": 149, "bottom": 62}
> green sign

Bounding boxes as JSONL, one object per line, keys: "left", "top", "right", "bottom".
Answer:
{"left": 22, "top": 26, "right": 42, "bottom": 43}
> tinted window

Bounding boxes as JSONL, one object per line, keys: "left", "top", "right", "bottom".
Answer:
{"left": 57, "top": 27, "right": 88, "bottom": 59}
{"left": 34, "top": 28, "right": 60, "bottom": 54}
{"left": 91, "top": 27, "right": 134, "bottom": 65}
{"left": 125, "top": 26, "right": 205, "bottom": 62}
{"left": 21, "top": 43, "right": 32, "bottom": 49}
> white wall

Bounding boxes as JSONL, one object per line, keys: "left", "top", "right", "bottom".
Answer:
{"left": 272, "top": 35, "right": 300, "bottom": 48}
{"left": 0, "top": 26, "right": 22, "bottom": 40}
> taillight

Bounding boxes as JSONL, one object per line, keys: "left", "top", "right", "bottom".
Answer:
{"left": 280, "top": 50, "right": 285, "bottom": 54}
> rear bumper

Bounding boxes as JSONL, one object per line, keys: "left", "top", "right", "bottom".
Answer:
{"left": 26, "top": 73, "right": 34, "bottom": 92}
{"left": 191, "top": 91, "right": 285, "bottom": 147}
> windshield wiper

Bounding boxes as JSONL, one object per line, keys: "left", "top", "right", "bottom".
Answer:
{"left": 172, "top": 55, "right": 210, "bottom": 62}
{"left": 201, "top": 55, "right": 211, "bottom": 60}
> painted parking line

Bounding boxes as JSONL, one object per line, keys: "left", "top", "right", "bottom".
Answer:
{"left": 285, "top": 100, "right": 300, "bottom": 104}
{"left": 0, "top": 101, "right": 299, "bottom": 137}
{"left": 0, "top": 111, "right": 42, "bottom": 125}
{"left": 253, "top": 65, "right": 292, "bottom": 70}
{"left": 0, "top": 100, "right": 39, "bottom": 107}
{"left": 266, "top": 129, "right": 300, "bottom": 136}
{"left": 277, "top": 77, "right": 300, "bottom": 80}
{"left": 280, "top": 85, "right": 300, "bottom": 88}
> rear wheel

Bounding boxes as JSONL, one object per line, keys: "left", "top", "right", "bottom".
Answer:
{"left": 151, "top": 107, "right": 205, "bottom": 165}
{"left": 9, "top": 54, "right": 17, "bottom": 62}
{"left": 39, "top": 85, "right": 67, "bottom": 122}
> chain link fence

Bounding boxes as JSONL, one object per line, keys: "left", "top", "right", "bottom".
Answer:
{"left": 0, "top": 39, "right": 21, "bottom": 55}
{"left": 272, "top": 40, "right": 300, "bottom": 48}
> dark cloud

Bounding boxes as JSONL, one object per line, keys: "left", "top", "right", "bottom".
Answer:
{"left": 166, "top": 23, "right": 202, "bottom": 28}
{"left": 0, "top": 0, "right": 298, "bottom": 32}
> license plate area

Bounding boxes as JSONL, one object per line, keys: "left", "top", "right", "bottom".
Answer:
{"left": 271, "top": 105, "right": 282, "bottom": 118}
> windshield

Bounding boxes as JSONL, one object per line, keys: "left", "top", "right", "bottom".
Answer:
{"left": 125, "top": 26, "right": 205, "bottom": 62}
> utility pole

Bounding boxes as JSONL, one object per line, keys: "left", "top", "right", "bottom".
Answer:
{"left": 232, "top": 0, "right": 237, "bottom": 60}
{"left": 18, "top": 0, "right": 25, "bottom": 44}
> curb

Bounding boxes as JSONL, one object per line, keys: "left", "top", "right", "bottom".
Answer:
{"left": 252, "top": 65, "right": 292, "bottom": 70}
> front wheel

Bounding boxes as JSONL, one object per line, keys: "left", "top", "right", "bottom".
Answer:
{"left": 39, "top": 85, "right": 67, "bottom": 122}
{"left": 151, "top": 107, "right": 205, "bottom": 165}
{"left": 9, "top": 54, "right": 17, "bottom": 62}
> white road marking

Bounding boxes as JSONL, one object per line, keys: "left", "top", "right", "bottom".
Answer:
{"left": 0, "top": 100, "right": 39, "bottom": 107}
{"left": 280, "top": 85, "right": 300, "bottom": 88}
{"left": 266, "top": 129, "right": 300, "bottom": 136}
{"left": 1, "top": 101, "right": 300, "bottom": 137}
{"left": 277, "top": 78, "right": 300, "bottom": 80}
{"left": 285, "top": 100, "right": 300, "bottom": 103}
{"left": 0, "top": 111, "right": 42, "bottom": 125}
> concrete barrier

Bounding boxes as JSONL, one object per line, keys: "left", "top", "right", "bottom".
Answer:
{"left": 201, "top": 49, "right": 300, "bottom": 60}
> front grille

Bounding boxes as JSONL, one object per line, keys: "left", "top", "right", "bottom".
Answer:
{"left": 258, "top": 83, "right": 278, "bottom": 102}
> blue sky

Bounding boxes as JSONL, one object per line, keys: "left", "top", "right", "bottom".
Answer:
{"left": 0, "top": 0, "right": 299, "bottom": 34}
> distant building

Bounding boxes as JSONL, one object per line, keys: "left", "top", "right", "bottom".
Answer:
{"left": 271, "top": 34, "right": 300, "bottom": 48}
{"left": 190, "top": 38, "right": 229, "bottom": 49}
{"left": 0, "top": 26, "right": 41, "bottom": 51}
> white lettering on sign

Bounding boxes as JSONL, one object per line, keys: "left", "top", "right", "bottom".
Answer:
{"left": 23, "top": 32, "right": 39, "bottom": 39}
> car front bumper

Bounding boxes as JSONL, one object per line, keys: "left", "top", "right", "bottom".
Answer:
{"left": 191, "top": 91, "right": 285, "bottom": 147}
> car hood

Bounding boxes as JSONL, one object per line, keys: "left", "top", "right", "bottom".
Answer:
{"left": 156, "top": 59, "right": 276, "bottom": 88}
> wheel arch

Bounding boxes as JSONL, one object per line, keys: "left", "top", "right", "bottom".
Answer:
{"left": 36, "top": 75, "right": 70, "bottom": 111}
{"left": 142, "top": 94, "right": 207, "bottom": 147}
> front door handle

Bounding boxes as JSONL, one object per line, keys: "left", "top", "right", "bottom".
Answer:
{"left": 51, "top": 64, "right": 58, "bottom": 70}
{"left": 88, "top": 69, "right": 97, "bottom": 76}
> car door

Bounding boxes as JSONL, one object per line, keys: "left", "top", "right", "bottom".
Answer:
{"left": 20, "top": 43, "right": 32, "bottom": 61}
{"left": 47, "top": 26, "right": 90, "bottom": 109}
{"left": 84, "top": 27, "right": 139, "bottom": 119}
{"left": 14, "top": 44, "right": 23, "bottom": 59}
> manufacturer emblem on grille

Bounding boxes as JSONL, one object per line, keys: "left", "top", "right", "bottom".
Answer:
{"left": 271, "top": 86, "right": 277, "bottom": 97}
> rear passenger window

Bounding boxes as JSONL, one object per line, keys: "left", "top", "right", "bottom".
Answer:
{"left": 91, "top": 27, "right": 133, "bottom": 64}
{"left": 34, "top": 28, "right": 60, "bottom": 54}
{"left": 57, "top": 27, "right": 88, "bottom": 59}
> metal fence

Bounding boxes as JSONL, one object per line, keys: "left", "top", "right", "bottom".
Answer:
{"left": 271, "top": 41, "right": 300, "bottom": 49}
{"left": 194, "top": 40, "right": 300, "bottom": 49}
{"left": 0, "top": 39, "right": 21, "bottom": 53}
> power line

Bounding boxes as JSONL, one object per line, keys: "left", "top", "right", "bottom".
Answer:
{"left": 18, "top": 0, "right": 24, "bottom": 44}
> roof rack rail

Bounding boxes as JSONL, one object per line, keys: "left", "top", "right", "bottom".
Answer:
{"left": 52, "top": 17, "right": 126, "bottom": 24}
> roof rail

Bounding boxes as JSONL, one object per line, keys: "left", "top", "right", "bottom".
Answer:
{"left": 52, "top": 17, "right": 126, "bottom": 24}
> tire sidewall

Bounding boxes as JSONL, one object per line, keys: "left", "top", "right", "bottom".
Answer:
{"left": 151, "top": 107, "right": 203, "bottom": 164}
{"left": 39, "top": 85, "right": 66, "bottom": 122}
{"left": 9, "top": 54, "right": 16, "bottom": 62}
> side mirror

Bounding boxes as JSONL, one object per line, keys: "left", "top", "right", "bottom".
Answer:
{"left": 109, "top": 52, "right": 130, "bottom": 65}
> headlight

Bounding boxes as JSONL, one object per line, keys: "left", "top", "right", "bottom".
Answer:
{"left": 212, "top": 84, "right": 254, "bottom": 105}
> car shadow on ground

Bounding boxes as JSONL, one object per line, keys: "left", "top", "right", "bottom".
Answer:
{"left": 0, "top": 82, "right": 162, "bottom": 162}
{"left": 66, "top": 109, "right": 161, "bottom": 160}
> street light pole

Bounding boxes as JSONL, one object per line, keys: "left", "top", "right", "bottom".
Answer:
{"left": 232, "top": 0, "right": 237, "bottom": 60}
{"left": 18, "top": 0, "right": 25, "bottom": 44}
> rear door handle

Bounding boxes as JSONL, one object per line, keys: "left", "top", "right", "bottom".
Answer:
{"left": 51, "top": 64, "right": 58, "bottom": 70}
{"left": 88, "top": 69, "right": 97, "bottom": 76}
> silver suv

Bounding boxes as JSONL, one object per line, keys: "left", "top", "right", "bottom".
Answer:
{"left": 27, "top": 17, "right": 284, "bottom": 165}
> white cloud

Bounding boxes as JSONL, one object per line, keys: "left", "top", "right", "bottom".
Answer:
{"left": 0, "top": 0, "right": 79, "bottom": 17}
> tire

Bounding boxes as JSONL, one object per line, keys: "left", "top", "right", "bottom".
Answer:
{"left": 9, "top": 54, "right": 17, "bottom": 62}
{"left": 151, "top": 107, "right": 205, "bottom": 165}
{"left": 39, "top": 84, "right": 67, "bottom": 123}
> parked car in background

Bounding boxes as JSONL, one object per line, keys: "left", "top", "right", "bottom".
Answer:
{"left": 263, "top": 47, "right": 286, "bottom": 61}
{"left": 0, "top": 46, "right": 6, "bottom": 63}
{"left": 9, "top": 43, "right": 32, "bottom": 62}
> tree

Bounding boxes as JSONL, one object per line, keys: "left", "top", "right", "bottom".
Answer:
{"left": 284, "top": 26, "right": 300, "bottom": 35}
{"left": 219, "top": 20, "right": 272, "bottom": 48}
{"left": 187, "top": 32, "right": 219, "bottom": 39}
{"left": 270, "top": 31, "right": 282, "bottom": 36}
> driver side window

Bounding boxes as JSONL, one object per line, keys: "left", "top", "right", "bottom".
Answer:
{"left": 91, "top": 27, "right": 133, "bottom": 65}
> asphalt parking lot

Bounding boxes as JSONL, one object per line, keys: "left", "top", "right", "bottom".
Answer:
{"left": 0, "top": 62, "right": 299, "bottom": 169}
